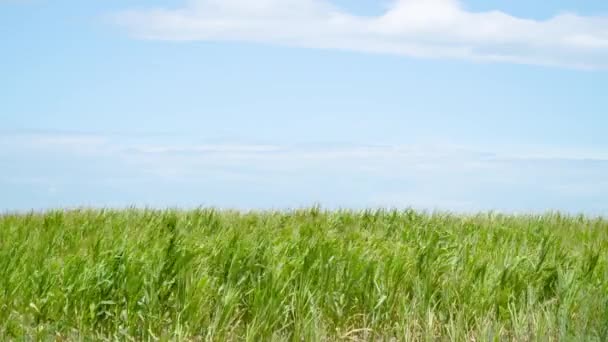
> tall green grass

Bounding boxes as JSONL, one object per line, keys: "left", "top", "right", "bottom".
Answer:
{"left": 0, "top": 208, "right": 607, "bottom": 340}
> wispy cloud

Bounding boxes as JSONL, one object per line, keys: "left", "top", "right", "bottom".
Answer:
{"left": 3, "top": 132, "right": 608, "bottom": 212}
{"left": 113, "top": 0, "right": 608, "bottom": 68}
{"left": 4, "top": 132, "right": 608, "bottom": 165}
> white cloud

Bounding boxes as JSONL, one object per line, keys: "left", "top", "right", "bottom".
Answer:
{"left": 3, "top": 132, "right": 608, "bottom": 213}
{"left": 113, "top": 0, "right": 608, "bottom": 68}
{"left": 5, "top": 132, "right": 608, "bottom": 163}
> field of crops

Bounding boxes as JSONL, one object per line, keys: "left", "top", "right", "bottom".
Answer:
{"left": 0, "top": 208, "right": 607, "bottom": 340}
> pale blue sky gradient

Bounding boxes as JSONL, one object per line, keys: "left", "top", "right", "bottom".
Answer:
{"left": 1, "top": 1, "right": 607, "bottom": 213}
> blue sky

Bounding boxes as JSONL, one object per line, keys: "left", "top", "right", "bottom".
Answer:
{"left": 1, "top": 0, "right": 608, "bottom": 213}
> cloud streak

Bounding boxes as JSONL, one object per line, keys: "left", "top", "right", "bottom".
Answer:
{"left": 114, "top": 0, "right": 608, "bottom": 68}
{"left": 3, "top": 132, "right": 608, "bottom": 213}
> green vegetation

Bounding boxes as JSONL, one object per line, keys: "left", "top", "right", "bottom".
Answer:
{"left": 1, "top": 208, "right": 607, "bottom": 341}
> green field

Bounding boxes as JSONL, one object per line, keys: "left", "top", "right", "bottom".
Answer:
{"left": 1, "top": 208, "right": 607, "bottom": 340}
